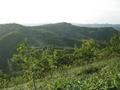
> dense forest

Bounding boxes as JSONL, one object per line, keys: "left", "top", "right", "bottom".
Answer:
{"left": 0, "top": 23, "right": 120, "bottom": 90}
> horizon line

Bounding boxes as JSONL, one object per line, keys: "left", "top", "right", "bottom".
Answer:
{"left": 0, "top": 22, "right": 120, "bottom": 26}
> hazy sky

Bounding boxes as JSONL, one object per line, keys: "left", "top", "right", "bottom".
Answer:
{"left": 0, "top": 0, "right": 120, "bottom": 24}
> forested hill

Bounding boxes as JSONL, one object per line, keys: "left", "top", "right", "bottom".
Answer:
{"left": 73, "top": 23, "right": 120, "bottom": 31}
{"left": 0, "top": 22, "right": 119, "bottom": 71}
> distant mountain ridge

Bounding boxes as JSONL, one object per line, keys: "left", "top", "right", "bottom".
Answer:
{"left": 0, "top": 22, "right": 119, "bottom": 72}
{"left": 73, "top": 23, "right": 120, "bottom": 31}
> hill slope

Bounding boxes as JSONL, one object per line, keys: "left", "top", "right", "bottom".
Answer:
{"left": 0, "top": 22, "right": 119, "bottom": 71}
{"left": 2, "top": 57, "right": 120, "bottom": 90}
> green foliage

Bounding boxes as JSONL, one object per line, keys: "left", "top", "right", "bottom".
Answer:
{"left": 50, "top": 58, "right": 120, "bottom": 90}
{"left": 109, "top": 34, "right": 120, "bottom": 55}
{"left": 12, "top": 42, "right": 39, "bottom": 90}
{"left": 0, "top": 23, "right": 118, "bottom": 71}
{"left": 0, "top": 33, "right": 120, "bottom": 90}
{"left": 53, "top": 49, "right": 73, "bottom": 67}
{"left": 74, "top": 39, "right": 99, "bottom": 64}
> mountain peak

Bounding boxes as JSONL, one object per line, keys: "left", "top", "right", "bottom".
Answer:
{"left": 55, "top": 22, "right": 72, "bottom": 26}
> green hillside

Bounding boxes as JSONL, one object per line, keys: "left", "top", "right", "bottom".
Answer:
{"left": 3, "top": 57, "right": 120, "bottom": 90}
{"left": 0, "top": 32, "right": 120, "bottom": 90}
{"left": 0, "top": 22, "right": 119, "bottom": 71}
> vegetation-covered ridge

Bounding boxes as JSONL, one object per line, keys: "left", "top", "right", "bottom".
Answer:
{"left": 0, "top": 22, "right": 119, "bottom": 71}
{"left": 0, "top": 34, "right": 120, "bottom": 90}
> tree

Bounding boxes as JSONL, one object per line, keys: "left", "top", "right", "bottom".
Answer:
{"left": 53, "top": 49, "right": 73, "bottom": 66}
{"left": 11, "top": 43, "right": 57, "bottom": 89}
{"left": 11, "top": 42, "right": 38, "bottom": 90}
{"left": 74, "top": 39, "right": 99, "bottom": 63}
{"left": 109, "top": 34, "right": 120, "bottom": 55}
{"left": 39, "top": 48, "right": 55, "bottom": 78}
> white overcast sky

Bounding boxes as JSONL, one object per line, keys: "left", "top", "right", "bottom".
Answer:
{"left": 0, "top": 0, "right": 120, "bottom": 24}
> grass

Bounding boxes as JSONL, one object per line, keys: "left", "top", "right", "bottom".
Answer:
{"left": 1, "top": 57, "right": 120, "bottom": 90}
